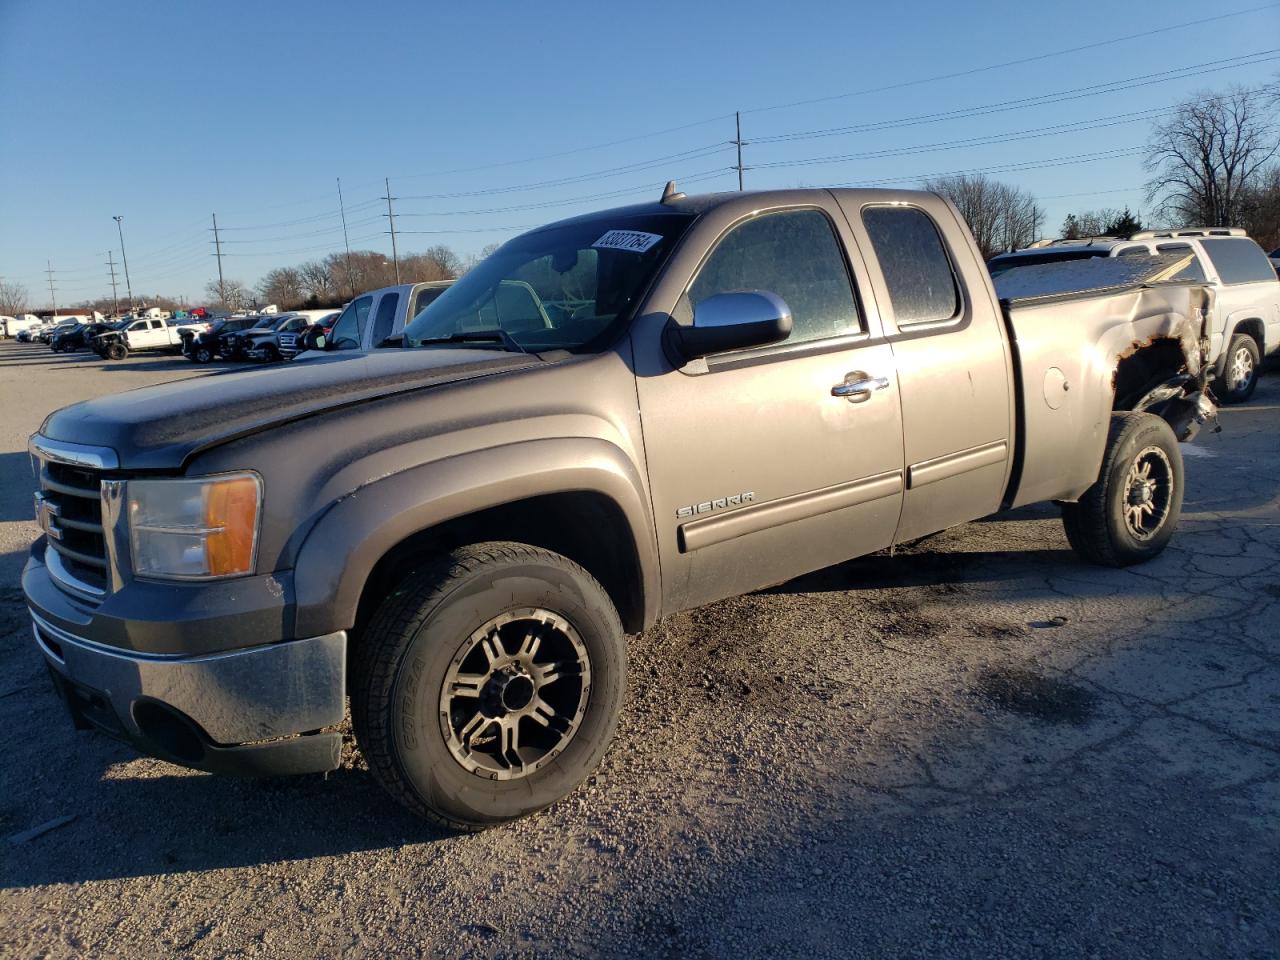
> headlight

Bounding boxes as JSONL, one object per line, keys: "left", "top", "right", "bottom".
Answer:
{"left": 127, "top": 473, "right": 262, "bottom": 580}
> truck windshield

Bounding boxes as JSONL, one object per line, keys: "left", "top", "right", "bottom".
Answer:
{"left": 404, "top": 212, "right": 695, "bottom": 353}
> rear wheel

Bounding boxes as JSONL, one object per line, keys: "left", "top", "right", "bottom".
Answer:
{"left": 352, "top": 542, "right": 626, "bottom": 830}
{"left": 1061, "top": 412, "right": 1183, "bottom": 566}
{"left": 1216, "top": 333, "right": 1260, "bottom": 404}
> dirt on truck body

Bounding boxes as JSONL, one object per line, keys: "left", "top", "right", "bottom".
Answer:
{"left": 23, "top": 186, "right": 1215, "bottom": 829}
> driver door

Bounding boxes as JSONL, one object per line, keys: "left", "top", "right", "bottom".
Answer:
{"left": 634, "top": 202, "right": 906, "bottom": 613}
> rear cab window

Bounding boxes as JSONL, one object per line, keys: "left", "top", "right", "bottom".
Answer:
{"left": 861, "top": 206, "right": 959, "bottom": 326}
{"left": 1198, "top": 238, "right": 1277, "bottom": 284}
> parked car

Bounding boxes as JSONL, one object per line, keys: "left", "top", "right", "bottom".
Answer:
{"left": 24, "top": 186, "right": 1217, "bottom": 829}
{"left": 49, "top": 321, "right": 119, "bottom": 353}
{"left": 36, "top": 320, "right": 80, "bottom": 343}
{"left": 181, "top": 315, "right": 259, "bottom": 363}
{"left": 276, "top": 309, "right": 340, "bottom": 359}
{"left": 1, "top": 313, "right": 44, "bottom": 339}
{"left": 989, "top": 228, "right": 1280, "bottom": 403}
{"left": 236, "top": 310, "right": 342, "bottom": 362}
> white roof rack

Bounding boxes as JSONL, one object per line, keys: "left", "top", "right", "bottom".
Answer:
{"left": 1045, "top": 236, "right": 1123, "bottom": 247}
{"left": 1129, "top": 227, "right": 1246, "bottom": 240}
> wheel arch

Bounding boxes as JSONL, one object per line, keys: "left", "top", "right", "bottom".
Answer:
{"left": 1223, "top": 316, "right": 1266, "bottom": 357}
{"left": 292, "top": 437, "right": 659, "bottom": 640}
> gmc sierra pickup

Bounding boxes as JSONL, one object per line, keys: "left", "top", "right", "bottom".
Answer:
{"left": 24, "top": 186, "right": 1216, "bottom": 829}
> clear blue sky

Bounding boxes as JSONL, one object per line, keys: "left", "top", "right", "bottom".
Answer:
{"left": 2, "top": 0, "right": 1277, "bottom": 308}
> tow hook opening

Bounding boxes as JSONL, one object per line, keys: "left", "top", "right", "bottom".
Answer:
{"left": 132, "top": 700, "right": 207, "bottom": 764}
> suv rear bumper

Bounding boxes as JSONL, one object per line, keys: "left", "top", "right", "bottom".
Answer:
{"left": 27, "top": 590, "right": 346, "bottom": 777}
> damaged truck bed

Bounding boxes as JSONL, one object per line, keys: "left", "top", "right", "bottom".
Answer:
{"left": 996, "top": 255, "right": 1216, "bottom": 509}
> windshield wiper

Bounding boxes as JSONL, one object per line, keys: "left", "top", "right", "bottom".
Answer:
{"left": 415, "top": 330, "right": 528, "bottom": 355}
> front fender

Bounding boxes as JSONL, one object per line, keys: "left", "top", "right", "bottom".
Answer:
{"left": 291, "top": 436, "right": 659, "bottom": 637}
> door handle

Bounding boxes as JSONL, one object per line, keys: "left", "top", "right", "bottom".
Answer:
{"left": 832, "top": 373, "right": 890, "bottom": 402}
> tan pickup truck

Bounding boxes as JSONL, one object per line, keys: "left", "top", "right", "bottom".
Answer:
{"left": 24, "top": 186, "right": 1215, "bottom": 829}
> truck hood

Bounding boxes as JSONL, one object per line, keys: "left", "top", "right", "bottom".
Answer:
{"left": 40, "top": 348, "right": 542, "bottom": 470}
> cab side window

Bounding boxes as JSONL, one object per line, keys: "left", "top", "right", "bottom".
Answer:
{"left": 861, "top": 206, "right": 959, "bottom": 325}
{"left": 330, "top": 295, "right": 373, "bottom": 350}
{"left": 1155, "top": 244, "right": 1207, "bottom": 282}
{"left": 689, "top": 208, "right": 861, "bottom": 348}
{"left": 370, "top": 292, "right": 400, "bottom": 345}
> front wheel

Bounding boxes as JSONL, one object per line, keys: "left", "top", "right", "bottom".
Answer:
{"left": 193, "top": 345, "right": 213, "bottom": 363}
{"left": 104, "top": 342, "right": 127, "bottom": 361}
{"left": 352, "top": 542, "right": 626, "bottom": 830}
{"left": 1061, "top": 412, "right": 1183, "bottom": 566}
{"left": 1216, "top": 333, "right": 1261, "bottom": 405}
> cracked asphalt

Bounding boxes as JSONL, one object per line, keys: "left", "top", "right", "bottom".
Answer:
{"left": 1, "top": 342, "right": 1277, "bottom": 959}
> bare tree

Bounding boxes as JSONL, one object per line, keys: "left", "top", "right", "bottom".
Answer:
{"left": 1061, "top": 207, "right": 1143, "bottom": 239}
{"left": 924, "top": 174, "right": 1043, "bottom": 258}
{"left": 299, "top": 259, "right": 338, "bottom": 302}
{"left": 0, "top": 279, "right": 30, "bottom": 315}
{"left": 204, "top": 278, "right": 251, "bottom": 311}
{"left": 461, "top": 242, "right": 503, "bottom": 273}
{"left": 1240, "top": 163, "right": 1280, "bottom": 251}
{"left": 1145, "top": 85, "right": 1279, "bottom": 228}
{"left": 258, "top": 267, "right": 306, "bottom": 309}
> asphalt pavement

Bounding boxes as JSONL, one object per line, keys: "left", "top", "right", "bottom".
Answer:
{"left": 1, "top": 340, "right": 1277, "bottom": 959}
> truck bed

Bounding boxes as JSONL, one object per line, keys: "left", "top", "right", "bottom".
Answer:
{"left": 996, "top": 273, "right": 1210, "bottom": 509}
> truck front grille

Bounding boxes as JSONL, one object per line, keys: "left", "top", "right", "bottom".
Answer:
{"left": 37, "top": 460, "right": 108, "bottom": 592}
{"left": 278, "top": 333, "right": 298, "bottom": 357}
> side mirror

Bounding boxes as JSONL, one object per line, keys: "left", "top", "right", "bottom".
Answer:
{"left": 300, "top": 326, "right": 328, "bottom": 352}
{"left": 670, "top": 291, "right": 792, "bottom": 362}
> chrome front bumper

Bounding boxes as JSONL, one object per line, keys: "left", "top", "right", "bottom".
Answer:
{"left": 32, "top": 611, "right": 346, "bottom": 775}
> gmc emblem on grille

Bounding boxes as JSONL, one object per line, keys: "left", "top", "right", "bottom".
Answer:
{"left": 33, "top": 492, "right": 64, "bottom": 540}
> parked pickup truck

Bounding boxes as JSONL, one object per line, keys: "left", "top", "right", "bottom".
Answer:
{"left": 235, "top": 309, "right": 340, "bottom": 361}
{"left": 24, "top": 186, "right": 1216, "bottom": 829}
{"left": 93, "top": 317, "right": 201, "bottom": 360}
{"left": 989, "top": 228, "right": 1280, "bottom": 404}
{"left": 307, "top": 280, "right": 454, "bottom": 355}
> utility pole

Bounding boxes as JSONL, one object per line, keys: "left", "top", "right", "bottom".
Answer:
{"left": 337, "top": 177, "right": 355, "bottom": 297}
{"left": 106, "top": 250, "right": 120, "bottom": 317}
{"left": 383, "top": 176, "right": 401, "bottom": 284}
{"left": 734, "top": 112, "right": 745, "bottom": 191}
{"left": 211, "top": 213, "right": 225, "bottom": 300}
{"left": 112, "top": 215, "right": 134, "bottom": 311}
{"left": 45, "top": 260, "right": 58, "bottom": 317}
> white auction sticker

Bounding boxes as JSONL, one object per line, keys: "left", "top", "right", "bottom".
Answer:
{"left": 592, "top": 230, "right": 663, "bottom": 254}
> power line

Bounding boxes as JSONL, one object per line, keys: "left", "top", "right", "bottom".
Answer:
{"left": 839, "top": 147, "right": 1145, "bottom": 189}
{"left": 396, "top": 143, "right": 734, "bottom": 201}
{"left": 751, "top": 50, "right": 1280, "bottom": 145}
{"left": 393, "top": 167, "right": 731, "bottom": 218}
{"left": 749, "top": 107, "right": 1172, "bottom": 173}
{"left": 743, "top": 1, "right": 1280, "bottom": 116}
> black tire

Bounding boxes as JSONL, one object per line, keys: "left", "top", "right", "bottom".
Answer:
{"left": 193, "top": 345, "right": 213, "bottom": 363}
{"left": 1216, "top": 333, "right": 1261, "bottom": 405}
{"left": 1061, "top": 412, "right": 1183, "bottom": 567}
{"left": 261, "top": 344, "right": 281, "bottom": 363}
{"left": 352, "top": 542, "right": 626, "bottom": 830}
{"left": 104, "top": 342, "right": 127, "bottom": 361}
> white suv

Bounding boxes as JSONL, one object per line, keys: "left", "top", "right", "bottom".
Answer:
{"left": 990, "top": 229, "right": 1280, "bottom": 403}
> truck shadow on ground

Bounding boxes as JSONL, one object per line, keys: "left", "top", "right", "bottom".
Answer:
{"left": 0, "top": 760, "right": 447, "bottom": 888}
{"left": 0, "top": 453, "right": 37, "bottom": 522}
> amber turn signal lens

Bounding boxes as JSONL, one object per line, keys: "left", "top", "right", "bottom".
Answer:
{"left": 204, "top": 475, "right": 260, "bottom": 576}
